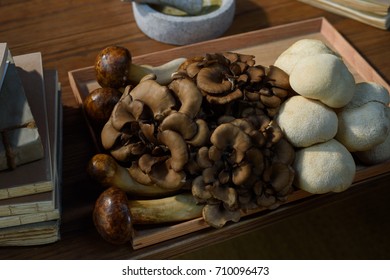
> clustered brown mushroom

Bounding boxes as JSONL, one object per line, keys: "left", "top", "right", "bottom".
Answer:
{"left": 96, "top": 51, "right": 296, "bottom": 228}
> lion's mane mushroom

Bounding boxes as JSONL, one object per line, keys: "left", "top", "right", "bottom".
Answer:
{"left": 274, "top": 39, "right": 337, "bottom": 75}
{"left": 289, "top": 53, "right": 355, "bottom": 108}
{"left": 293, "top": 139, "right": 356, "bottom": 194}
{"left": 93, "top": 187, "right": 203, "bottom": 244}
{"left": 275, "top": 95, "right": 338, "bottom": 148}
{"left": 355, "top": 117, "right": 390, "bottom": 165}
{"left": 335, "top": 82, "right": 390, "bottom": 152}
{"left": 95, "top": 45, "right": 186, "bottom": 88}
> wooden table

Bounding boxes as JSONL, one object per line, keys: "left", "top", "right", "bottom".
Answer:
{"left": 0, "top": 0, "right": 389, "bottom": 259}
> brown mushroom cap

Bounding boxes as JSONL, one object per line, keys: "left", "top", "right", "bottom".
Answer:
{"left": 83, "top": 87, "right": 122, "bottom": 129}
{"left": 186, "top": 119, "right": 210, "bottom": 147}
{"left": 168, "top": 77, "right": 203, "bottom": 119}
{"left": 93, "top": 187, "right": 133, "bottom": 244}
{"left": 148, "top": 159, "right": 186, "bottom": 190}
{"left": 210, "top": 122, "right": 252, "bottom": 164}
{"left": 95, "top": 46, "right": 131, "bottom": 88}
{"left": 157, "top": 129, "right": 189, "bottom": 172}
{"left": 159, "top": 112, "right": 198, "bottom": 140}
{"left": 202, "top": 203, "right": 241, "bottom": 228}
{"left": 196, "top": 63, "right": 233, "bottom": 94}
{"left": 130, "top": 79, "right": 176, "bottom": 121}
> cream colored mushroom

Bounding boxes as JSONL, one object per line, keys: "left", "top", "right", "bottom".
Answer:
{"left": 293, "top": 139, "right": 356, "bottom": 194}
{"left": 274, "top": 39, "right": 337, "bottom": 74}
{"left": 275, "top": 95, "right": 338, "bottom": 147}
{"left": 355, "top": 114, "right": 390, "bottom": 165}
{"left": 289, "top": 53, "right": 355, "bottom": 108}
{"left": 335, "top": 82, "right": 390, "bottom": 152}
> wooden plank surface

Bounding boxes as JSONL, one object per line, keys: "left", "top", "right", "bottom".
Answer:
{"left": 0, "top": 0, "right": 390, "bottom": 259}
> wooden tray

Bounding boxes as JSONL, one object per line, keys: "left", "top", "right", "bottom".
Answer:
{"left": 69, "top": 17, "right": 390, "bottom": 250}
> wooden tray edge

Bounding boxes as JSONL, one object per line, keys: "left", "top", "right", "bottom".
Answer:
{"left": 67, "top": 17, "right": 390, "bottom": 250}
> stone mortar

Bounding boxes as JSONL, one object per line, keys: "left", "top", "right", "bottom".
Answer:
{"left": 132, "top": 0, "right": 236, "bottom": 45}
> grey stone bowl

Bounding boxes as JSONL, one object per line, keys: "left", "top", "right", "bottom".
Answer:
{"left": 132, "top": 0, "right": 235, "bottom": 45}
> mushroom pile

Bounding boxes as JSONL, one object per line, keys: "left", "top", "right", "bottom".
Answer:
{"left": 91, "top": 48, "right": 296, "bottom": 228}
{"left": 274, "top": 39, "right": 390, "bottom": 194}
{"left": 83, "top": 42, "right": 390, "bottom": 244}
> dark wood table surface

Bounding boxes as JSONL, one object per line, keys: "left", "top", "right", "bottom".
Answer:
{"left": 0, "top": 0, "right": 389, "bottom": 259}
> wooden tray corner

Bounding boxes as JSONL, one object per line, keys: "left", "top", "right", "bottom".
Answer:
{"left": 68, "top": 17, "right": 390, "bottom": 250}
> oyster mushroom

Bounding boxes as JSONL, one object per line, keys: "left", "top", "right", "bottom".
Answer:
{"left": 95, "top": 45, "right": 186, "bottom": 88}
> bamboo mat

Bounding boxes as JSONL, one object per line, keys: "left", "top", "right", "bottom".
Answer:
{"left": 175, "top": 182, "right": 390, "bottom": 260}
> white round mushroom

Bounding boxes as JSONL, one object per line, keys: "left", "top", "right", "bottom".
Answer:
{"left": 274, "top": 39, "right": 337, "bottom": 75}
{"left": 289, "top": 53, "right": 355, "bottom": 108}
{"left": 293, "top": 139, "right": 356, "bottom": 194}
{"left": 344, "top": 82, "right": 389, "bottom": 108}
{"left": 355, "top": 111, "right": 390, "bottom": 165}
{"left": 275, "top": 95, "right": 338, "bottom": 148}
{"left": 335, "top": 82, "right": 390, "bottom": 152}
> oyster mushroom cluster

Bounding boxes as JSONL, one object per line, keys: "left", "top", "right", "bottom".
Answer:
{"left": 98, "top": 51, "right": 296, "bottom": 228}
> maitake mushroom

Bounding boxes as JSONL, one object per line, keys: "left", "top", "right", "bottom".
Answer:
{"left": 100, "top": 75, "right": 203, "bottom": 191}
{"left": 98, "top": 51, "right": 296, "bottom": 228}
{"left": 176, "top": 52, "right": 295, "bottom": 227}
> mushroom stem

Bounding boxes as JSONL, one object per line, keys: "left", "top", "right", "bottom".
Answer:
{"left": 129, "top": 58, "right": 187, "bottom": 85}
{"left": 87, "top": 154, "right": 181, "bottom": 197}
{"left": 93, "top": 187, "right": 203, "bottom": 244}
{"left": 129, "top": 193, "right": 203, "bottom": 224}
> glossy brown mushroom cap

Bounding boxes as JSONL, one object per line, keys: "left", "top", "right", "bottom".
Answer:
{"left": 93, "top": 187, "right": 133, "bottom": 244}
{"left": 95, "top": 46, "right": 131, "bottom": 88}
{"left": 83, "top": 87, "right": 122, "bottom": 129}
